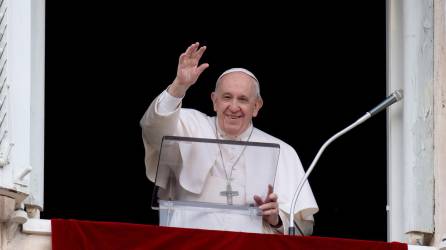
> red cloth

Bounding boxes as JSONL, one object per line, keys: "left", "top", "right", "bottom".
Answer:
{"left": 51, "top": 219, "right": 407, "bottom": 250}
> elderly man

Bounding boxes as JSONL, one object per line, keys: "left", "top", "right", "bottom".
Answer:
{"left": 141, "top": 42, "right": 318, "bottom": 234}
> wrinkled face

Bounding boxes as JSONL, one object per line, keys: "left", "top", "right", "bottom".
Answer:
{"left": 211, "top": 72, "right": 263, "bottom": 138}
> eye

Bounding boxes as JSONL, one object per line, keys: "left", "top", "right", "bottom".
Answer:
{"left": 239, "top": 97, "right": 249, "bottom": 103}
{"left": 223, "top": 95, "right": 231, "bottom": 100}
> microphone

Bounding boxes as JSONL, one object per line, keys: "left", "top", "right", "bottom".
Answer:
{"left": 288, "top": 89, "right": 404, "bottom": 235}
{"left": 368, "top": 90, "right": 403, "bottom": 117}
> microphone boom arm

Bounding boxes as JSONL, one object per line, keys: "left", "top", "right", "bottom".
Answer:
{"left": 288, "top": 113, "right": 371, "bottom": 235}
{"left": 288, "top": 89, "right": 403, "bottom": 235}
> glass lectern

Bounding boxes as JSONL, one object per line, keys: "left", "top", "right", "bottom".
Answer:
{"left": 151, "top": 136, "right": 280, "bottom": 233}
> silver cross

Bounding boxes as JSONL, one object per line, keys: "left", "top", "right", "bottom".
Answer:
{"left": 220, "top": 182, "right": 239, "bottom": 205}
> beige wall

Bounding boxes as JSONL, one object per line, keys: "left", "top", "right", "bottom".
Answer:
{"left": 433, "top": 0, "right": 446, "bottom": 247}
{"left": 0, "top": 222, "right": 50, "bottom": 250}
{"left": 7, "top": 234, "right": 51, "bottom": 250}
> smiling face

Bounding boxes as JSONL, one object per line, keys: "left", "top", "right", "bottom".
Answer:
{"left": 211, "top": 72, "right": 263, "bottom": 138}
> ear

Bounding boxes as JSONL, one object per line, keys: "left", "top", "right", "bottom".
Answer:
{"left": 211, "top": 92, "right": 217, "bottom": 112}
{"left": 252, "top": 97, "right": 263, "bottom": 117}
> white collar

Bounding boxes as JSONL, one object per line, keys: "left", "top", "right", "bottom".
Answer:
{"left": 214, "top": 117, "right": 254, "bottom": 141}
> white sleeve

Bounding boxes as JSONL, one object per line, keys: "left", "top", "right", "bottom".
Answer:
{"left": 157, "top": 90, "right": 183, "bottom": 114}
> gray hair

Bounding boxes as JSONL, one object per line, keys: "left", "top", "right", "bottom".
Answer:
{"left": 215, "top": 68, "right": 261, "bottom": 98}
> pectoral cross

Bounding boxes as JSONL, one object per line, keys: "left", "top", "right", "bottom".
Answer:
{"left": 220, "top": 182, "right": 239, "bottom": 205}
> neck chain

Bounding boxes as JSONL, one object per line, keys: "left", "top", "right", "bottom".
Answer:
{"left": 215, "top": 119, "right": 254, "bottom": 188}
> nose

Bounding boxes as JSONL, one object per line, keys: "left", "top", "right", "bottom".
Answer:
{"left": 228, "top": 100, "right": 240, "bottom": 112}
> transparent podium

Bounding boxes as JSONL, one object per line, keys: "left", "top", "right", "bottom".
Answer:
{"left": 151, "top": 136, "right": 280, "bottom": 233}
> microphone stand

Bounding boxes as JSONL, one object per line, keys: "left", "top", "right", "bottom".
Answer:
{"left": 288, "top": 113, "right": 371, "bottom": 235}
{"left": 287, "top": 89, "right": 403, "bottom": 235}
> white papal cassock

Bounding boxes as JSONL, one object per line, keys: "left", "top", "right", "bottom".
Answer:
{"left": 141, "top": 90, "right": 318, "bottom": 234}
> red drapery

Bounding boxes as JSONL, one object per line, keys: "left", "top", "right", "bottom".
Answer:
{"left": 51, "top": 219, "right": 407, "bottom": 250}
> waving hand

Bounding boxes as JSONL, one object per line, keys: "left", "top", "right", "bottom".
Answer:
{"left": 169, "top": 42, "right": 209, "bottom": 97}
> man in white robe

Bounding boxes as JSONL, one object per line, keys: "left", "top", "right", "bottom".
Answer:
{"left": 140, "top": 42, "right": 318, "bottom": 235}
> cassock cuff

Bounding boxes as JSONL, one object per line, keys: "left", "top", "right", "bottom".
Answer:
{"left": 157, "top": 89, "right": 182, "bottom": 114}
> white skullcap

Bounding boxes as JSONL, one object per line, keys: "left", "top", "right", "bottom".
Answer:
{"left": 216, "top": 68, "right": 261, "bottom": 97}
{"left": 217, "top": 68, "right": 259, "bottom": 84}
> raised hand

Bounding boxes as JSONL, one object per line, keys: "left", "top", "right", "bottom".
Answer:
{"left": 254, "top": 185, "right": 281, "bottom": 227}
{"left": 169, "top": 42, "right": 209, "bottom": 97}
